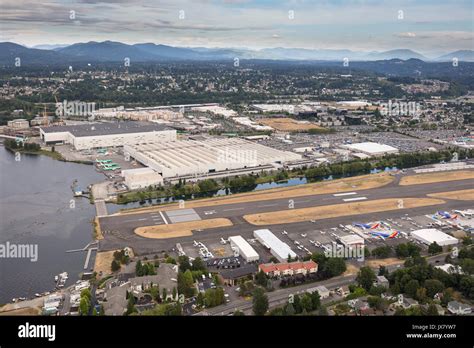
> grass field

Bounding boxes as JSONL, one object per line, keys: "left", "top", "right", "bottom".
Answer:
{"left": 428, "top": 188, "right": 474, "bottom": 201}
{"left": 243, "top": 197, "right": 445, "bottom": 225}
{"left": 399, "top": 170, "right": 474, "bottom": 186}
{"left": 135, "top": 218, "right": 233, "bottom": 239}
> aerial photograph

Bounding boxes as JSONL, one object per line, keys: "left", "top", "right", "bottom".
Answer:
{"left": 0, "top": 0, "right": 472, "bottom": 346}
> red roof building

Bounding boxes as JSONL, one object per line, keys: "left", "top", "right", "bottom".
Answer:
{"left": 258, "top": 260, "right": 318, "bottom": 277}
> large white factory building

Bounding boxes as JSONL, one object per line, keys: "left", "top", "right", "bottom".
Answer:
{"left": 124, "top": 137, "right": 301, "bottom": 179}
{"left": 40, "top": 122, "right": 176, "bottom": 150}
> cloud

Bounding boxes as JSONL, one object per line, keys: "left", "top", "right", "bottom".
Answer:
{"left": 396, "top": 32, "right": 417, "bottom": 38}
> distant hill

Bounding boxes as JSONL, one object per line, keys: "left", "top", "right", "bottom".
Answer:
{"left": 1, "top": 41, "right": 473, "bottom": 67}
{"left": 362, "top": 49, "right": 427, "bottom": 61}
{"left": 0, "top": 42, "right": 74, "bottom": 65}
{"left": 435, "top": 50, "right": 474, "bottom": 62}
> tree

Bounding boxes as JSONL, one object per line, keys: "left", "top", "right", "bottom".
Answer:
{"left": 415, "top": 287, "right": 427, "bottom": 302}
{"left": 356, "top": 266, "right": 376, "bottom": 291}
{"left": 191, "top": 257, "right": 206, "bottom": 271}
{"left": 255, "top": 270, "right": 268, "bottom": 287}
{"left": 428, "top": 242, "right": 442, "bottom": 255}
{"left": 252, "top": 288, "right": 269, "bottom": 316}
{"left": 426, "top": 303, "right": 439, "bottom": 316}
{"left": 126, "top": 294, "right": 137, "bottom": 315}
{"left": 324, "top": 258, "right": 346, "bottom": 277}
{"left": 404, "top": 279, "right": 420, "bottom": 298}
{"left": 367, "top": 296, "right": 385, "bottom": 310}
{"left": 233, "top": 310, "right": 245, "bottom": 316}
{"left": 378, "top": 265, "right": 388, "bottom": 276}
{"left": 424, "top": 279, "right": 444, "bottom": 298}
{"left": 178, "top": 256, "right": 192, "bottom": 272}
{"left": 111, "top": 260, "right": 120, "bottom": 272}
{"left": 300, "top": 293, "right": 313, "bottom": 312}
{"left": 310, "top": 291, "right": 321, "bottom": 310}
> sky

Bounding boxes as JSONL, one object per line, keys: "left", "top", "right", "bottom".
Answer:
{"left": 0, "top": 0, "right": 472, "bottom": 55}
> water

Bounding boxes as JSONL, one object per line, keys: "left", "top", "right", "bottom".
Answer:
{"left": 0, "top": 145, "right": 103, "bottom": 304}
{"left": 107, "top": 177, "right": 308, "bottom": 213}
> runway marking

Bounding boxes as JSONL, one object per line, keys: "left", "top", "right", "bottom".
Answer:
{"left": 333, "top": 192, "right": 357, "bottom": 197}
{"left": 297, "top": 200, "right": 311, "bottom": 203}
{"left": 259, "top": 203, "right": 278, "bottom": 207}
{"left": 223, "top": 208, "right": 245, "bottom": 211}
{"left": 123, "top": 218, "right": 148, "bottom": 222}
{"left": 343, "top": 197, "right": 367, "bottom": 202}
{"left": 159, "top": 211, "right": 168, "bottom": 225}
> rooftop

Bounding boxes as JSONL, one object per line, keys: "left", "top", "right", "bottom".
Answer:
{"left": 40, "top": 121, "right": 170, "bottom": 137}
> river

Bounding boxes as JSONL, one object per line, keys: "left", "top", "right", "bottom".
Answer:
{"left": 0, "top": 145, "right": 103, "bottom": 304}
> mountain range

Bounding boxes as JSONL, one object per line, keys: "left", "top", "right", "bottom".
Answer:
{"left": 1, "top": 41, "right": 473, "bottom": 66}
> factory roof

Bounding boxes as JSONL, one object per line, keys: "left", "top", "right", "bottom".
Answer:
{"left": 344, "top": 142, "right": 398, "bottom": 155}
{"left": 253, "top": 229, "right": 297, "bottom": 260}
{"left": 228, "top": 236, "right": 259, "bottom": 260}
{"left": 40, "top": 122, "right": 170, "bottom": 137}
{"left": 411, "top": 228, "right": 459, "bottom": 245}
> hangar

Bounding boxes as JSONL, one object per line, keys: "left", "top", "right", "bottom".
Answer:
{"left": 253, "top": 229, "right": 297, "bottom": 263}
{"left": 228, "top": 236, "right": 259, "bottom": 262}
{"left": 411, "top": 228, "right": 459, "bottom": 246}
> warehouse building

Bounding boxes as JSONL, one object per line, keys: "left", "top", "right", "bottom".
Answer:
{"left": 124, "top": 137, "right": 301, "bottom": 179}
{"left": 7, "top": 119, "right": 30, "bottom": 129}
{"left": 253, "top": 229, "right": 297, "bottom": 262}
{"left": 121, "top": 168, "right": 164, "bottom": 190}
{"left": 411, "top": 228, "right": 459, "bottom": 246}
{"left": 343, "top": 142, "right": 398, "bottom": 156}
{"left": 40, "top": 122, "right": 176, "bottom": 150}
{"left": 339, "top": 234, "right": 365, "bottom": 247}
{"left": 228, "top": 236, "right": 259, "bottom": 262}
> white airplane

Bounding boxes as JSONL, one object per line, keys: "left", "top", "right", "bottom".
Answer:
{"left": 220, "top": 238, "right": 227, "bottom": 245}
{"left": 301, "top": 233, "right": 307, "bottom": 238}
{"left": 193, "top": 240, "right": 199, "bottom": 247}
{"left": 282, "top": 230, "right": 288, "bottom": 235}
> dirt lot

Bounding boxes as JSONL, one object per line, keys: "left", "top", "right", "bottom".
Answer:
{"left": 117, "top": 173, "right": 394, "bottom": 216}
{"left": 243, "top": 198, "right": 445, "bottom": 225}
{"left": 366, "top": 257, "right": 403, "bottom": 268}
{"left": 135, "top": 218, "right": 233, "bottom": 239}
{"left": 94, "top": 250, "right": 119, "bottom": 275}
{"left": 428, "top": 188, "right": 474, "bottom": 201}
{"left": 0, "top": 307, "right": 42, "bottom": 315}
{"left": 259, "top": 117, "right": 323, "bottom": 131}
{"left": 400, "top": 170, "right": 474, "bottom": 186}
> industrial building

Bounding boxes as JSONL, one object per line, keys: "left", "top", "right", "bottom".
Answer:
{"left": 410, "top": 228, "right": 459, "bottom": 246}
{"left": 40, "top": 122, "right": 176, "bottom": 150}
{"left": 121, "top": 168, "right": 164, "bottom": 190}
{"left": 228, "top": 236, "right": 259, "bottom": 262}
{"left": 339, "top": 234, "right": 365, "bottom": 247}
{"left": 343, "top": 142, "right": 399, "bottom": 156}
{"left": 7, "top": 119, "right": 29, "bottom": 129}
{"left": 124, "top": 137, "right": 301, "bottom": 179}
{"left": 253, "top": 229, "right": 297, "bottom": 262}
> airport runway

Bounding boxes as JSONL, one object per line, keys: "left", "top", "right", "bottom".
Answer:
{"left": 98, "top": 173, "right": 474, "bottom": 254}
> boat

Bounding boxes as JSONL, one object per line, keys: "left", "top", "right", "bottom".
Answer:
{"left": 35, "top": 293, "right": 41, "bottom": 297}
